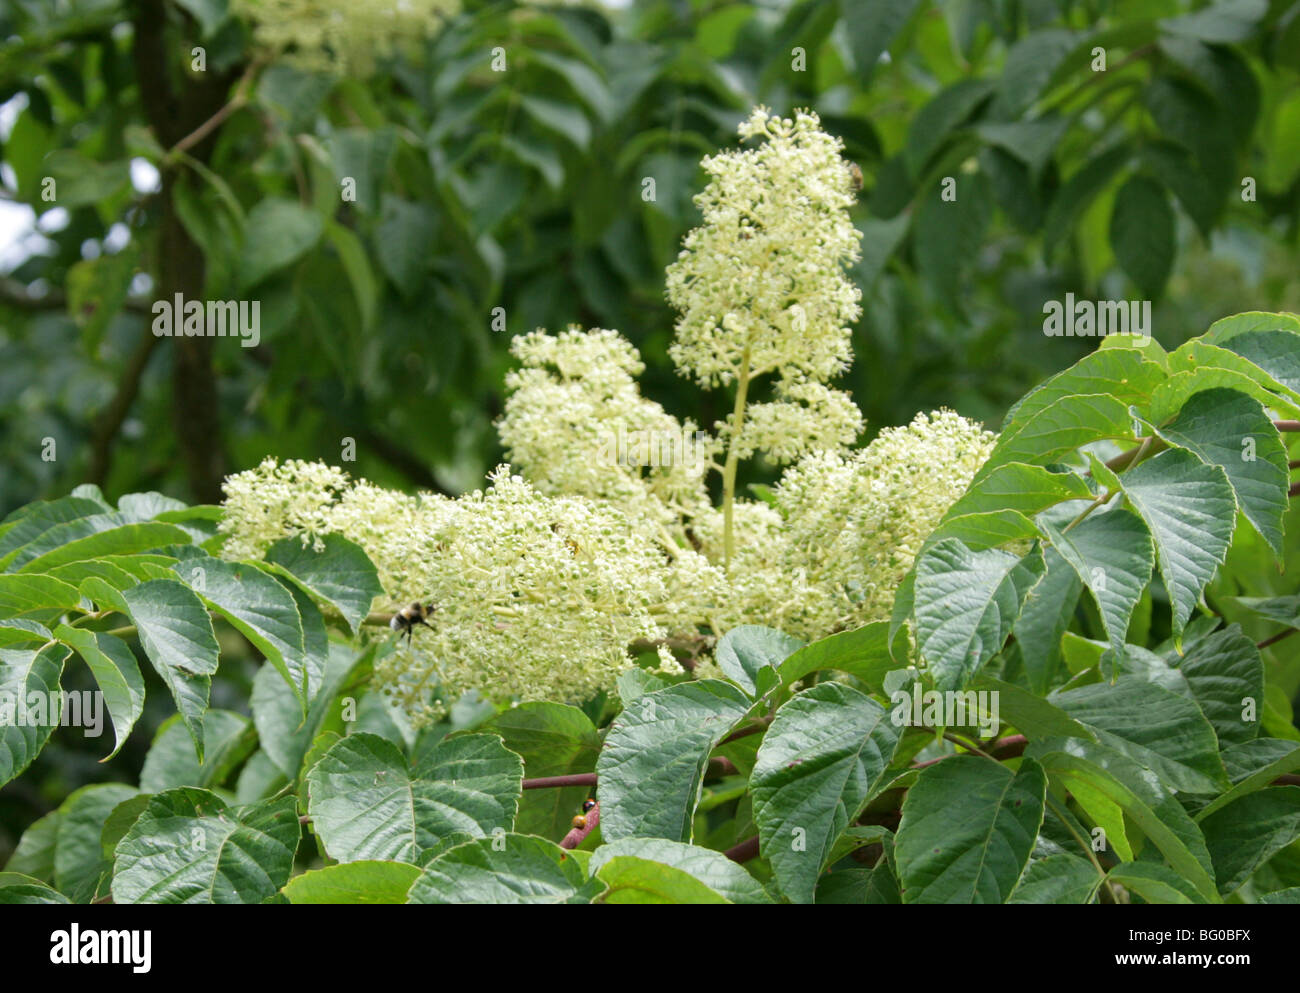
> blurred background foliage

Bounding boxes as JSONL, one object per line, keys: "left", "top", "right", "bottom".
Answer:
{"left": 1, "top": 0, "right": 1299, "bottom": 855}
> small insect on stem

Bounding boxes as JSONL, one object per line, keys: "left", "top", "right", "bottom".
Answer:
{"left": 390, "top": 602, "right": 435, "bottom": 646}
{"left": 571, "top": 798, "right": 597, "bottom": 831}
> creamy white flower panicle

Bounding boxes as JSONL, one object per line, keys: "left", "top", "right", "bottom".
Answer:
{"left": 377, "top": 468, "right": 717, "bottom": 715}
{"left": 773, "top": 410, "right": 998, "bottom": 632}
{"left": 220, "top": 460, "right": 724, "bottom": 720}
{"left": 730, "top": 382, "right": 864, "bottom": 463}
{"left": 666, "top": 107, "right": 863, "bottom": 389}
{"left": 232, "top": 0, "right": 460, "bottom": 75}
{"left": 497, "top": 328, "right": 715, "bottom": 530}
{"left": 218, "top": 458, "right": 355, "bottom": 561}
{"left": 216, "top": 109, "right": 999, "bottom": 720}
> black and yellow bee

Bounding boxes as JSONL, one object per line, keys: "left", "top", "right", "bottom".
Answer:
{"left": 847, "top": 161, "right": 864, "bottom": 192}
{"left": 389, "top": 602, "right": 434, "bottom": 645}
{"left": 550, "top": 522, "right": 580, "bottom": 557}
{"left": 572, "top": 799, "right": 597, "bottom": 830}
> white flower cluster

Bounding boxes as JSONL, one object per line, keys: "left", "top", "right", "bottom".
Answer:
{"left": 232, "top": 0, "right": 460, "bottom": 75}
{"left": 730, "top": 381, "right": 864, "bottom": 464}
{"left": 218, "top": 108, "right": 996, "bottom": 718}
{"left": 771, "top": 411, "right": 998, "bottom": 633}
{"left": 220, "top": 462, "right": 725, "bottom": 720}
{"left": 667, "top": 108, "right": 863, "bottom": 389}
{"left": 497, "top": 328, "right": 715, "bottom": 532}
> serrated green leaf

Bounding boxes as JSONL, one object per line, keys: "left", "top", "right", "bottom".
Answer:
{"left": 1108, "top": 862, "right": 1205, "bottom": 903}
{"left": 1052, "top": 676, "right": 1229, "bottom": 793}
{"left": 596, "top": 680, "right": 751, "bottom": 842}
{"left": 177, "top": 556, "right": 308, "bottom": 708}
{"left": 111, "top": 790, "right": 299, "bottom": 904}
{"left": 53, "top": 627, "right": 145, "bottom": 760}
{"left": 0, "top": 644, "right": 68, "bottom": 788}
{"left": 777, "top": 620, "right": 904, "bottom": 693}
{"left": 715, "top": 625, "right": 804, "bottom": 696}
{"left": 0, "top": 575, "right": 82, "bottom": 615}
{"left": 1042, "top": 509, "right": 1154, "bottom": 661}
{"left": 1200, "top": 787, "right": 1300, "bottom": 894}
{"left": 1112, "top": 449, "right": 1235, "bottom": 640}
{"left": 980, "top": 394, "right": 1138, "bottom": 481}
{"left": 283, "top": 860, "right": 422, "bottom": 904}
{"left": 407, "top": 834, "right": 597, "bottom": 904}
{"left": 108, "top": 579, "right": 217, "bottom": 760}
{"left": 1002, "top": 348, "right": 1167, "bottom": 433}
{"left": 751, "top": 683, "right": 900, "bottom": 903}
{"left": 307, "top": 732, "right": 523, "bottom": 863}
{"left": 1169, "top": 625, "right": 1263, "bottom": 748}
{"left": 589, "top": 838, "right": 770, "bottom": 904}
{"left": 944, "top": 463, "right": 1095, "bottom": 521}
{"left": 1008, "top": 853, "right": 1099, "bottom": 904}
{"left": 1009, "top": 545, "right": 1082, "bottom": 694}
{"left": 594, "top": 854, "right": 729, "bottom": 904}
{"left": 914, "top": 540, "right": 1045, "bottom": 691}
{"left": 262, "top": 532, "right": 383, "bottom": 635}
{"left": 896, "top": 756, "right": 1046, "bottom": 903}
{"left": 1154, "top": 388, "right": 1289, "bottom": 556}
{"left": 16, "top": 522, "right": 190, "bottom": 574}
{"left": 140, "top": 710, "right": 255, "bottom": 792}
{"left": 53, "top": 783, "right": 139, "bottom": 903}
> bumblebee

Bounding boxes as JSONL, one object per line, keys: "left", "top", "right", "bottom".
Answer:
{"left": 571, "top": 799, "right": 597, "bottom": 830}
{"left": 389, "top": 602, "right": 434, "bottom": 645}
{"left": 550, "top": 522, "right": 580, "bottom": 557}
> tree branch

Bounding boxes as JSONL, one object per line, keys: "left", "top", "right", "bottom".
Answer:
{"left": 88, "top": 329, "right": 165, "bottom": 486}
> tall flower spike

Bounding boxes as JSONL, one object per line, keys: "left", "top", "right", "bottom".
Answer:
{"left": 665, "top": 107, "right": 864, "bottom": 569}
{"left": 666, "top": 107, "right": 863, "bottom": 388}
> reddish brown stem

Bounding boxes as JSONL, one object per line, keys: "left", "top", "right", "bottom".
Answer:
{"left": 1258, "top": 627, "right": 1298, "bottom": 651}
{"left": 719, "top": 717, "right": 772, "bottom": 746}
{"left": 724, "top": 835, "right": 761, "bottom": 864}
{"left": 560, "top": 802, "right": 600, "bottom": 850}
{"left": 522, "top": 773, "right": 597, "bottom": 790}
